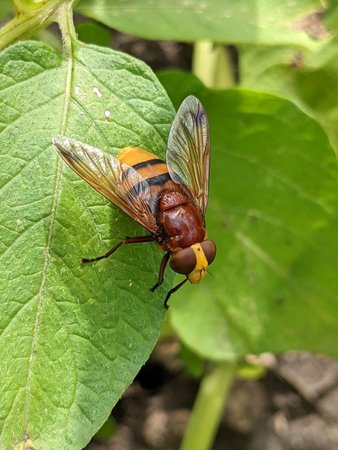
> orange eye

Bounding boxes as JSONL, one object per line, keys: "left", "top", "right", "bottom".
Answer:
{"left": 201, "top": 240, "right": 216, "bottom": 265}
{"left": 169, "top": 248, "right": 196, "bottom": 274}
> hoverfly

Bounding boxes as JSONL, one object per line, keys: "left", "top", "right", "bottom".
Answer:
{"left": 53, "top": 96, "right": 216, "bottom": 307}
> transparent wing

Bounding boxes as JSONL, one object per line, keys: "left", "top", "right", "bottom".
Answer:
{"left": 166, "top": 95, "right": 210, "bottom": 216}
{"left": 53, "top": 136, "right": 158, "bottom": 234}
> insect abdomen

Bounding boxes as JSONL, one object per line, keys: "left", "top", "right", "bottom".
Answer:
{"left": 118, "top": 146, "right": 171, "bottom": 192}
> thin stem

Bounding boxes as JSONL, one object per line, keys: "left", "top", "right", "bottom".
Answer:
{"left": 56, "top": 0, "right": 77, "bottom": 55}
{"left": 192, "top": 40, "right": 235, "bottom": 89}
{"left": 55, "top": 0, "right": 76, "bottom": 135}
{"left": 180, "top": 362, "right": 237, "bottom": 450}
{"left": 0, "top": 0, "right": 64, "bottom": 50}
{"left": 192, "top": 41, "right": 215, "bottom": 87}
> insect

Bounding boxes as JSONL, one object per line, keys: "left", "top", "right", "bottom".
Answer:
{"left": 53, "top": 95, "right": 216, "bottom": 307}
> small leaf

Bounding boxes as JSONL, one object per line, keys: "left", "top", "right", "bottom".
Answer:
{"left": 0, "top": 40, "right": 174, "bottom": 449}
{"left": 180, "top": 343, "right": 204, "bottom": 378}
{"left": 94, "top": 416, "right": 117, "bottom": 440}
{"left": 76, "top": 21, "right": 112, "bottom": 46}
{"left": 159, "top": 70, "right": 338, "bottom": 362}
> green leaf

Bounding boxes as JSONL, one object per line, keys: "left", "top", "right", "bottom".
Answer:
{"left": 159, "top": 70, "right": 338, "bottom": 362}
{"left": 0, "top": 41, "right": 174, "bottom": 449}
{"left": 76, "top": 0, "right": 326, "bottom": 48}
{"left": 75, "top": 21, "right": 112, "bottom": 47}
{"left": 180, "top": 343, "right": 204, "bottom": 378}
{"left": 94, "top": 416, "right": 117, "bottom": 440}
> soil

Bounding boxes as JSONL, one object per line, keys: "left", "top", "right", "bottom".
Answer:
{"left": 86, "top": 339, "right": 338, "bottom": 450}
{"left": 82, "top": 32, "right": 338, "bottom": 450}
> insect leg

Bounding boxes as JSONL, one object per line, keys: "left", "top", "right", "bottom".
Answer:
{"left": 164, "top": 277, "right": 188, "bottom": 309}
{"left": 150, "top": 252, "right": 170, "bottom": 292}
{"left": 81, "top": 236, "right": 154, "bottom": 264}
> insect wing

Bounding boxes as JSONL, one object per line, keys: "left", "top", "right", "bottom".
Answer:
{"left": 166, "top": 96, "right": 210, "bottom": 215}
{"left": 53, "top": 136, "right": 157, "bottom": 233}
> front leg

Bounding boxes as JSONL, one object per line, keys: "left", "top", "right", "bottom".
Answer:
{"left": 151, "top": 252, "right": 170, "bottom": 292}
{"left": 164, "top": 277, "right": 188, "bottom": 309}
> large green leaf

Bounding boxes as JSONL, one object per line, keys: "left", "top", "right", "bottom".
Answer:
{"left": 0, "top": 41, "right": 174, "bottom": 449}
{"left": 76, "top": 0, "right": 326, "bottom": 48}
{"left": 159, "top": 71, "right": 338, "bottom": 362}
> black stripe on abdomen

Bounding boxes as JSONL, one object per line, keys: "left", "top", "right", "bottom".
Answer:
{"left": 132, "top": 158, "right": 164, "bottom": 170}
{"left": 131, "top": 173, "right": 172, "bottom": 196}
{"left": 147, "top": 172, "right": 171, "bottom": 186}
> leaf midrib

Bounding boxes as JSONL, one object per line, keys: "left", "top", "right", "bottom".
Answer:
{"left": 22, "top": 43, "right": 74, "bottom": 432}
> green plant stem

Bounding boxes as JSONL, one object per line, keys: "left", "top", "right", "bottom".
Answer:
{"left": 192, "top": 40, "right": 235, "bottom": 89}
{"left": 180, "top": 362, "right": 237, "bottom": 450}
{"left": 56, "top": 0, "right": 77, "bottom": 52}
{"left": 0, "top": 0, "right": 64, "bottom": 49}
{"left": 12, "top": 0, "right": 48, "bottom": 15}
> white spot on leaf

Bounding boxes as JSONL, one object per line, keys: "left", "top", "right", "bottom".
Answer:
{"left": 92, "top": 86, "right": 103, "bottom": 98}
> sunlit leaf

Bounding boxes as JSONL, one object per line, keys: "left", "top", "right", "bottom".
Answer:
{"left": 0, "top": 40, "right": 174, "bottom": 449}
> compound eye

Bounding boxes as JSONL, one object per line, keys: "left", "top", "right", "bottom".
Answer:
{"left": 170, "top": 248, "right": 196, "bottom": 274}
{"left": 201, "top": 240, "right": 216, "bottom": 265}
